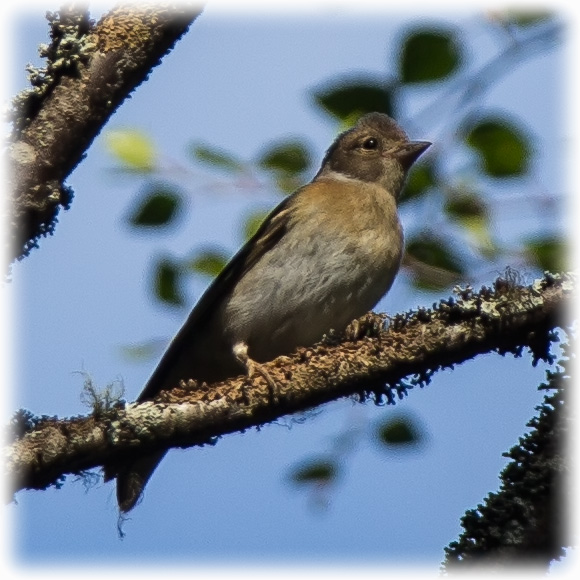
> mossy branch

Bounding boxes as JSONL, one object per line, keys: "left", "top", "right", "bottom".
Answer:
{"left": 4, "top": 272, "right": 574, "bottom": 500}
{"left": 442, "top": 345, "right": 572, "bottom": 571}
{"left": 7, "top": 2, "right": 203, "bottom": 263}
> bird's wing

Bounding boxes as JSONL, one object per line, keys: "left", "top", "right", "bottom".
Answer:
{"left": 136, "top": 191, "right": 299, "bottom": 401}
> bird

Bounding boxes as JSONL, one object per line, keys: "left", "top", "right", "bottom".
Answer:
{"left": 105, "top": 112, "right": 431, "bottom": 512}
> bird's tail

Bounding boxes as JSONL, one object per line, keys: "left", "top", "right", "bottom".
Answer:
{"left": 105, "top": 450, "right": 167, "bottom": 513}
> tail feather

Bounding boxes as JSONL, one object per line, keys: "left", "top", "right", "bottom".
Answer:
{"left": 113, "top": 450, "right": 167, "bottom": 513}
{"left": 105, "top": 265, "right": 240, "bottom": 512}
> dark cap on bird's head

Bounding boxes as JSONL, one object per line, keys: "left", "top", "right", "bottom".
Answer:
{"left": 317, "top": 112, "right": 431, "bottom": 194}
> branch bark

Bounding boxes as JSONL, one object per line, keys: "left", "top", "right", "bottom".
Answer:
{"left": 4, "top": 272, "right": 574, "bottom": 499}
{"left": 6, "top": 2, "right": 203, "bottom": 263}
{"left": 443, "top": 360, "right": 570, "bottom": 571}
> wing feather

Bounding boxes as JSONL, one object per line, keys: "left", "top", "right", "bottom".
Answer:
{"left": 137, "top": 192, "right": 298, "bottom": 401}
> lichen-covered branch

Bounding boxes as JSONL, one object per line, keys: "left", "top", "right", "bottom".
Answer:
{"left": 4, "top": 272, "right": 574, "bottom": 499}
{"left": 7, "top": 2, "right": 203, "bottom": 263}
{"left": 442, "top": 343, "right": 572, "bottom": 571}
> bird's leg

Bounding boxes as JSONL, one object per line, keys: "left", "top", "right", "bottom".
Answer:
{"left": 344, "top": 318, "right": 360, "bottom": 341}
{"left": 345, "top": 312, "right": 387, "bottom": 341}
{"left": 233, "top": 342, "right": 279, "bottom": 404}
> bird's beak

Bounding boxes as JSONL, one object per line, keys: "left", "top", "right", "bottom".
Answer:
{"left": 390, "top": 141, "right": 431, "bottom": 169}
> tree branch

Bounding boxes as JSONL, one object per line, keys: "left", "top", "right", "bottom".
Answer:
{"left": 443, "top": 356, "right": 570, "bottom": 571}
{"left": 5, "top": 272, "right": 574, "bottom": 499}
{"left": 7, "top": 2, "right": 203, "bottom": 263}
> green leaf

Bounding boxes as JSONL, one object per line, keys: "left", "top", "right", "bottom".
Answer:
{"left": 312, "top": 79, "right": 393, "bottom": 122}
{"left": 400, "top": 29, "right": 461, "bottom": 83}
{"left": 465, "top": 117, "right": 531, "bottom": 177}
{"left": 187, "top": 249, "right": 228, "bottom": 278}
{"left": 377, "top": 417, "right": 420, "bottom": 447}
{"left": 445, "top": 193, "right": 489, "bottom": 234}
{"left": 129, "top": 187, "right": 182, "bottom": 228}
{"left": 275, "top": 174, "right": 305, "bottom": 194}
{"left": 258, "top": 140, "right": 311, "bottom": 175}
{"left": 445, "top": 193, "right": 486, "bottom": 221}
{"left": 524, "top": 237, "right": 568, "bottom": 272}
{"left": 400, "top": 162, "right": 436, "bottom": 202}
{"left": 190, "top": 143, "right": 244, "bottom": 172}
{"left": 405, "top": 236, "right": 465, "bottom": 291}
{"left": 290, "top": 459, "right": 338, "bottom": 485}
{"left": 242, "top": 210, "right": 269, "bottom": 241}
{"left": 444, "top": 188, "right": 497, "bottom": 256}
{"left": 498, "top": 10, "right": 553, "bottom": 27}
{"left": 406, "top": 236, "right": 464, "bottom": 273}
{"left": 119, "top": 339, "right": 167, "bottom": 362}
{"left": 153, "top": 258, "right": 184, "bottom": 306}
{"left": 104, "top": 129, "right": 156, "bottom": 171}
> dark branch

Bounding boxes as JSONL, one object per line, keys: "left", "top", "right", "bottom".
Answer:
{"left": 443, "top": 346, "right": 571, "bottom": 572}
{"left": 7, "top": 2, "right": 203, "bottom": 264}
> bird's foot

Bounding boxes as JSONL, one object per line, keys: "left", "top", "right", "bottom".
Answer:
{"left": 233, "top": 342, "right": 279, "bottom": 404}
{"left": 345, "top": 312, "right": 387, "bottom": 341}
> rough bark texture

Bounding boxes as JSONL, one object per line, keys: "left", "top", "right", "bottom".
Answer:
{"left": 443, "top": 355, "right": 571, "bottom": 571}
{"left": 7, "top": 2, "right": 202, "bottom": 263}
{"left": 4, "top": 272, "right": 574, "bottom": 498}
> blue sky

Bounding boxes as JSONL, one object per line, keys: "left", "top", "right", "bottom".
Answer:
{"left": 2, "top": 1, "right": 573, "bottom": 576}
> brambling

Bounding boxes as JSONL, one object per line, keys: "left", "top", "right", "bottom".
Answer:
{"left": 106, "top": 112, "right": 430, "bottom": 512}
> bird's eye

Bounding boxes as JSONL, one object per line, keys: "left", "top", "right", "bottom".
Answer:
{"left": 362, "top": 137, "right": 378, "bottom": 150}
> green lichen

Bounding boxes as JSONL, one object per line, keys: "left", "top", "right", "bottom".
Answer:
{"left": 10, "top": 8, "right": 96, "bottom": 139}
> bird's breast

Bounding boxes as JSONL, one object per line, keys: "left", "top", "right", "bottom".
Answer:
{"left": 222, "top": 184, "right": 403, "bottom": 362}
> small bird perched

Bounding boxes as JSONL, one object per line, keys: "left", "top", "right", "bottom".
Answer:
{"left": 105, "top": 112, "right": 430, "bottom": 512}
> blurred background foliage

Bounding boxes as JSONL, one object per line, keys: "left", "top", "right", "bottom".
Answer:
{"left": 103, "top": 12, "right": 563, "bottom": 495}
